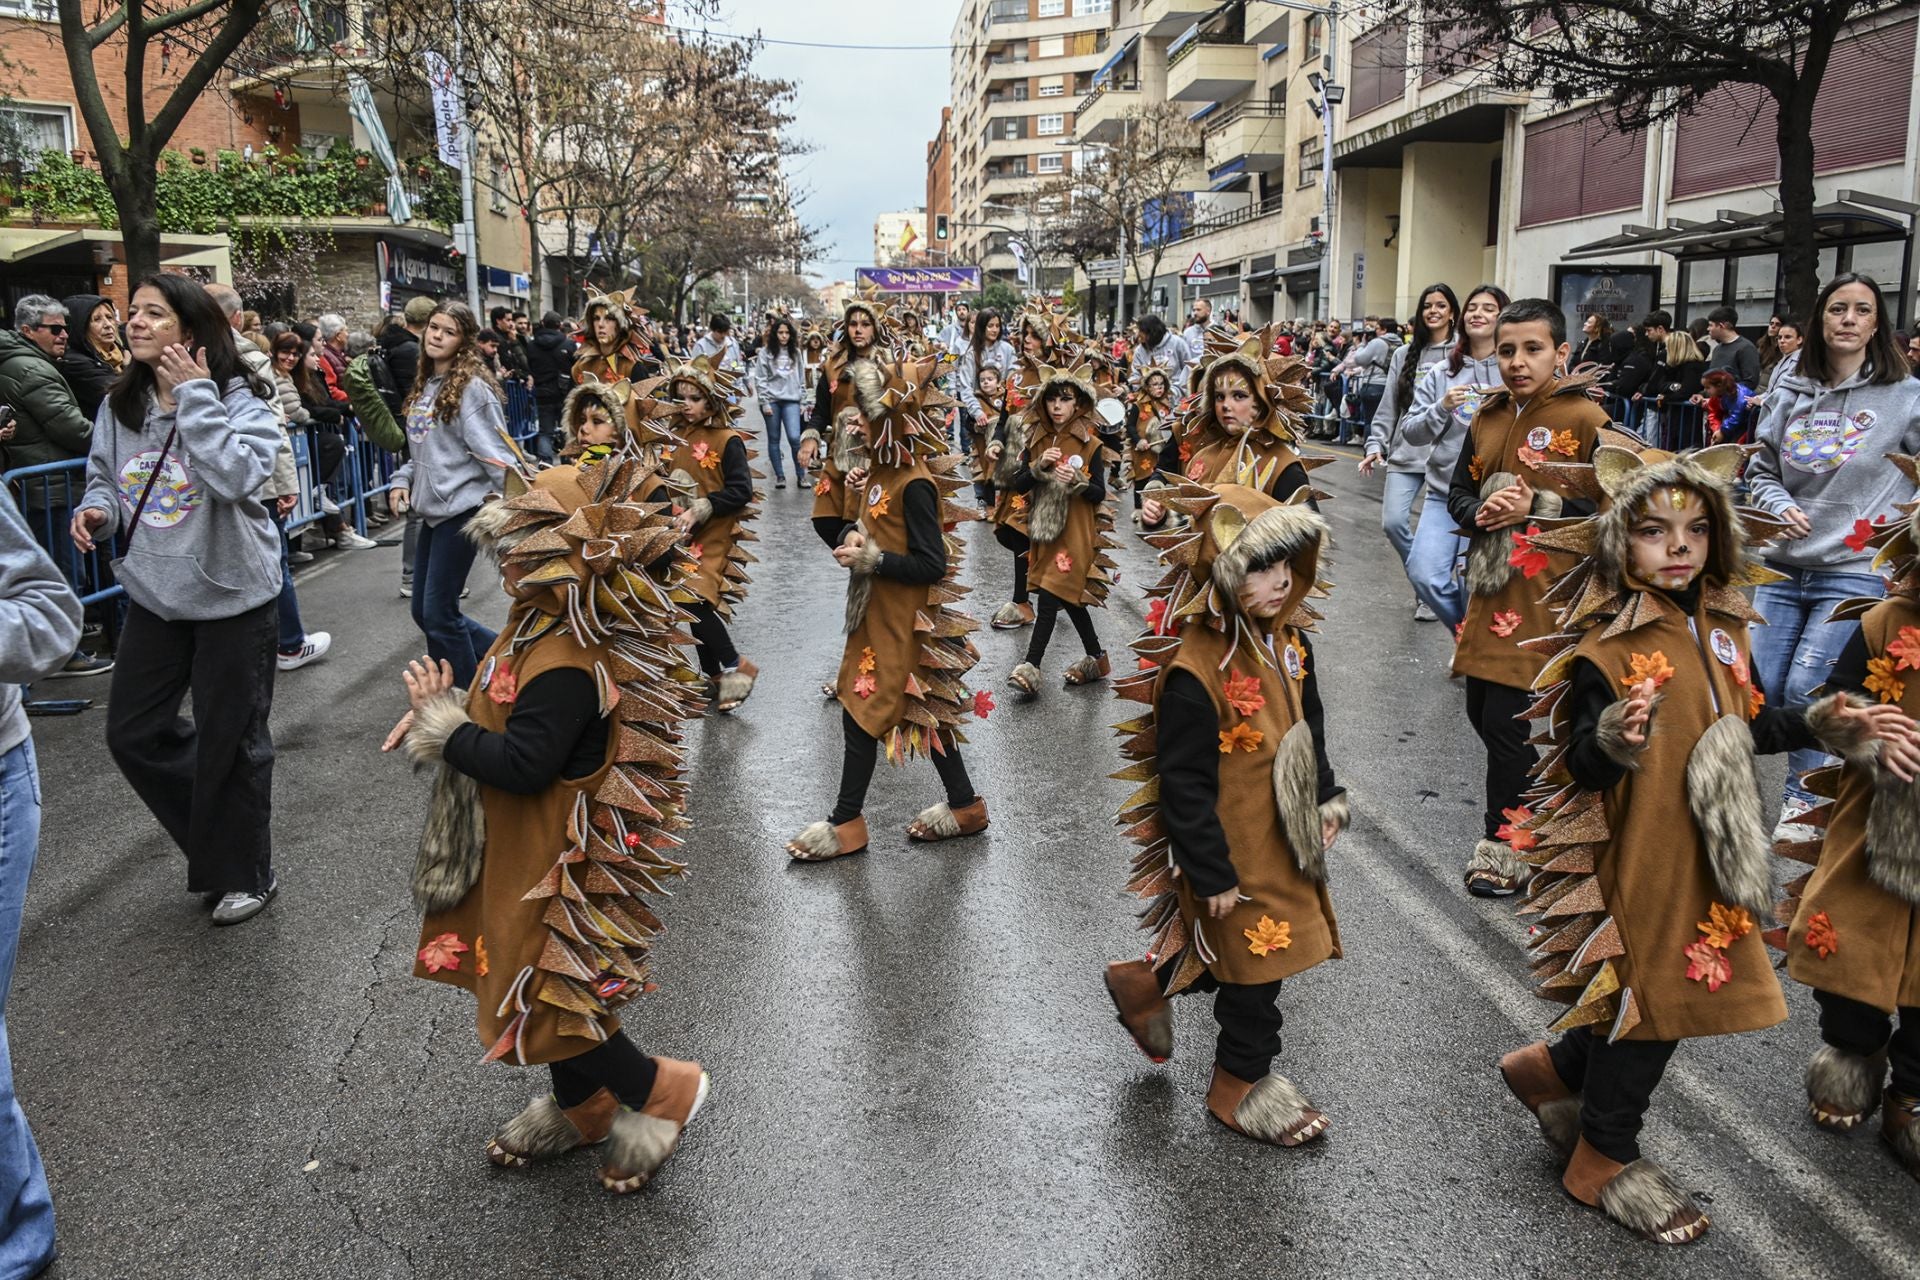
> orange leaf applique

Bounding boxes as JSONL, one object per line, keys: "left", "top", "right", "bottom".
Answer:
{"left": 1683, "top": 940, "right": 1732, "bottom": 992}
{"left": 1804, "top": 911, "right": 1839, "bottom": 959}
{"left": 1244, "top": 916, "right": 1292, "bottom": 957}
{"left": 1517, "top": 444, "right": 1548, "bottom": 470}
{"left": 1696, "top": 902, "right": 1754, "bottom": 950}
{"left": 1548, "top": 428, "right": 1580, "bottom": 457}
{"left": 691, "top": 440, "right": 719, "bottom": 471}
{"left": 1624, "top": 650, "right": 1676, "bottom": 689}
{"left": 814, "top": 475, "right": 832, "bottom": 496}
{"left": 870, "top": 488, "right": 891, "bottom": 518}
{"left": 1890, "top": 626, "right": 1920, "bottom": 672}
{"left": 418, "top": 932, "right": 469, "bottom": 974}
{"left": 1011, "top": 494, "right": 1028, "bottom": 513}
{"left": 858, "top": 645, "right": 877, "bottom": 674}
{"left": 851, "top": 672, "right": 877, "bottom": 699}
{"left": 1178, "top": 439, "right": 1193, "bottom": 464}
{"left": 1509, "top": 523, "right": 1549, "bottom": 579}
{"left": 1218, "top": 723, "right": 1264, "bottom": 754}
{"left": 473, "top": 934, "right": 490, "bottom": 978}
{"left": 1866, "top": 655, "right": 1905, "bottom": 704}
{"left": 1489, "top": 610, "right": 1522, "bottom": 638}
{"left": 1495, "top": 805, "right": 1537, "bottom": 853}
{"left": 1223, "top": 670, "right": 1266, "bottom": 718}
{"left": 487, "top": 667, "right": 518, "bottom": 705}
{"left": 1468, "top": 456, "right": 1485, "bottom": 483}
{"left": 1055, "top": 551, "right": 1074, "bottom": 573}
{"left": 1749, "top": 684, "right": 1765, "bottom": 717}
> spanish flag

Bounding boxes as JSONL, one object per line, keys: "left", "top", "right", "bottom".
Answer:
{"left": 898, "top": 221, "right": 920, "bottom": 253}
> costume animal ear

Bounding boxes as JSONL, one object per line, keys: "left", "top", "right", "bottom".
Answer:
{"left": 1690, "top": 443, "right": 1743, "bottom": 481}
{"left": 1592, "top": 445, "right": 1645, "bottom": 498}
{"left": 1208, "top": 501, "right": 1248, "bottom": 553}
{"left": 501, "top": 467, "right": 530, "bottom": 500}
{"left": 1887, "top": 451, "right": 1920, "bottom": 488}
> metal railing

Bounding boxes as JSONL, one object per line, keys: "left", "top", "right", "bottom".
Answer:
{"left": 1076, "top": 79, "right": 1140, "bottom": 118}
{"left": 1148, "top": 191, "right": 1285, "bottom": 249}
{"left": 1204, "top": 98, "right": 1287, "bottom": 138}
{"left": 1167, "top": 28, "right": 1243, "bottom": 72}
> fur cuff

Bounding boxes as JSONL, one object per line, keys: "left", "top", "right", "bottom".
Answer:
{"left": 912, "top": 802, "right": 962, "bottom": 839}
{"left": 1537, "top": 1097, "right": 1581, "bottom": 1160}
{"left": 850, "top": 539, "right": 883, "bottom": 574}
{"left": 1807, "top": 692, "right": 1879, "bottom": 766}
{"left": 602, "top": 1109, "right": 680, "bottom": 1185}
{"left": 688, "top": 496, "right": 714, "bottom": 528}
{"left": 1234, "top": 1073, "right": 1314, "bottom": 1142}
{"left": 1468, "top": 837, "right": 1525, "bottom": 880}
{"left": 787, "top": 820, "right": 841, "bottom": 862}
{"left": 1805, "top": 1044, "right": 1887, "bottom": 1122}
{"left": 1597, "top": 1158, "right": 1697, "bottom": 1241}
{"left": 492, "top": 1094, "right": 589, "bottom": 1162}
{"left": 403, "top": 692, "right": 471, "bottom": 768}
{"left": 1319, "top": 791, "right": 1350, "bottom": 840}
{"left": 1596, "top": 697, "right": 1650, "bottom": 769}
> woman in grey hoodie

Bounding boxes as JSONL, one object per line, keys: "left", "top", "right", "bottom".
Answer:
{"left": 390, "top": 303, "right": 511, "bottom": 690}
{"left": 72, "top": 275, "right": 286, "bottom": 924}
{"left": 1747, "top": 272, "right": 1920, "bottom": 826}
{"left": 1361, "top": 284, "right": 1457, "bottom": 614}
{"left": 749, "top": 316, "right": 807, "bottom": 489}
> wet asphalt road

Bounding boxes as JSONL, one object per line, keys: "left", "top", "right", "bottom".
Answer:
{"left": 15, "top": 422, "right": 1920, "bottom": 1278}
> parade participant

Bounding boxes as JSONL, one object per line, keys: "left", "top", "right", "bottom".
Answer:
{"left": 1782, "top": 461, "right": 1920, "bottom": 1177}
{"left": 557, "top": 377, "right": 626, "bottom": 466}
{"left": 971, "top": 364, "right": 1009, "bottom": 512}
{"left": 954, "top": 309, "right": 1014, "bottom": 506}
{"left": 1445, "top": 299, "right": 1608, "bottom": 897}
{"left": 787, "top": 356, "right": 986, "bottom": 862}
{"left": 383, "top": 454, "right": 710, "bottom": 1195}
{"left": 802, "top": 297, "right": 896, "bottom": 448}
{"left": 389, "top": 301, "right": 513, "bottom": 691}
{"left": 71, "top": 274, "right": 286, "bottom": 925}
{"left": 982, "top": 308, "right": 1064, "bottom": 629}
{"left": 664, "top": 355, "right": 761, "bottom": 712}
{"left": 572, "top": 290, "right": 647, "bottom": 385}
{"left": 1004, "top": 361, "right": 1116, "bottom": 696}
{"left": 1361, "top": 284, "right": 1459, "bottom": 619}
{"left": 1495, "top": 444, "right": 1908, "bottom": 1243}
{"left": 1398, "top": 285, "right": 1508, "bottom": 629}
{"left": 1103, "top": 482, "right": 1347, "bottom": 1146}
{"left": 1125, "top": 367, "right": 1177, "bottom": 516}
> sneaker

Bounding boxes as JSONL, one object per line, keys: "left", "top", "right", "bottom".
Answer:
{"left": 318, "top": 492, "right": 342, "bottom": 516}
{"left": 289, "top": 549, "right": 315, "bottom": 564}
{"left": 331, "top": 529, "right": 379, "bottom": 550}
{"left": 277, "top": 632, "right": 332, "bottom": 671}
{"left": 211, "top": 874, "right": 278, "bottom": 925}
{"left": 1773, "top": 795, "right": 1819, "bottom": 843}
{"left": 399, "top": 580, "right": 413, "bottom": 598}
{"left": 47, "top": 650, "right": 114, "bottom": 678}
{"left": 1413, "top": 602, "right": 1437, "bottom": 622}
{"left": 775, "top": 478, "right": 787, "bottom": 490}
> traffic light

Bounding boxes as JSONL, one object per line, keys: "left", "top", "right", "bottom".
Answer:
{"left": 935, "top": 214, "right": 949, "bottom": 241}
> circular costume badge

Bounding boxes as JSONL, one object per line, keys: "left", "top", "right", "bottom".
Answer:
{"left": 867, "top": 485, "right": 884, "bottom": 508}
{"left": 1526, "top": 426, "right": 1551, "bottom": 451}
{"left": 1282, "top": 644, "right": 1303, "bottom": 680}
{"left": 1068, "top": 453, "right": 1085, "bottom": 471}
{"left": 479, "top": 655, "right": 498, "bottom": 690}
{"left": 1709, "top": 628, "right": 1738, "bottom": 666}
{"left": 116, "top": 450, "right": 201, "bottom": 530}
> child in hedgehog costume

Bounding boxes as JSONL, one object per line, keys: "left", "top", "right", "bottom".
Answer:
{"left": 1102, "top": 481, "right": 1349, "bottom": 1145}
{"left": 385, "top": 454, "right": 712, "bottom": 1194}
{"left": 557, "top": 376, "right": 630, "bottom": 467}
{"left": 1780, "top": 453, "right": 1920, "bottom": 1178}
{"left": 572, "top": 290, "right": 650, "bottom": 385}
{"left": 982, "top": 308, "right": 1063, "bottom": 630}
{"left": 787, "top": 354, "right": 987, "bottom": 861}
{"left": 1495, "top": 444, "right": 1911, "bottom": 1243}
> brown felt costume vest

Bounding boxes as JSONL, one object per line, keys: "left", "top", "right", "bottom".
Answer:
{"left": 837, "top": 459, "right": 937, "bottom": 740}
{"left": 1573, "top": 603, "right": 1787, "bottom": 1041}
{"left": 1790, "top": 597, "right": 1920, "bottom": 1012}
{"left": 1024, "top": 415, "right": 1110, "bottom": 606}
{"left": 670, "top": 420, "right": 754, "bottom": 611}
{"left": 989, "top": 364, "right": 1042, "bottom": 534}
{"left": 572, "top": 349, "right": 638, "bottom": 385}
{"left": 1453, "top": 382, "right": 1606, "bottom": 687}
{"left": 1159, "top": 625, "right": 1340, "bottom": 988}
{"left": 1184, "top": 433, "right": 1305, "bottom": 500}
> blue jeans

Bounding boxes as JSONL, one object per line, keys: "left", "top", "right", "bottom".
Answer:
{"left": 0, "top": 741, "right": 56, "bottom": 1279}
{"left": 765, "top": 400, "right": 803, "bottom": 481}
{"left": 1380, "top": 470, "right": 1423, "bottom": 567}
{"left": 274, "top": 515, "right": 305, "bottom": 652}
{"left": 1406, "top": 492, "right": 1468, "bottom": 630}
{"left": 1751, "top": 564, "right": 1885, "bottom": 806}
{"left": 411, "top": 508, "right": 496, "bottom": 689}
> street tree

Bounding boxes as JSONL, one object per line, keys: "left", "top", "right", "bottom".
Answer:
{"left": 1064, "top": 101, "right": 1200, "bottom": 322}
{"left": 1029, "top": 172, "right": 1122, "bottom": 330}
{"left": 1413, "top": 1, "right": 1909, "bottom": 318}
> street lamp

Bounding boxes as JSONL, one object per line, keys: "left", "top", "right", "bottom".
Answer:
{"left": 1305, "top": 54, "right": 1343, "bottom": 324}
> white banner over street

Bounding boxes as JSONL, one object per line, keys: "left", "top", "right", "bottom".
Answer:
{"left": 420, "top": 51, "right": 468, "bottom": 171}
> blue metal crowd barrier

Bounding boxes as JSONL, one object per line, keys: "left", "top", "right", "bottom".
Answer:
{"left": 504, "top": 381, "right": 539, "bottom": 447}
{"left": 1, "top": 458, "right": 124, "bottom": 609}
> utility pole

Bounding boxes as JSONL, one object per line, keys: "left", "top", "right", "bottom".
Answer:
{"left": 1306, "top": 0, "right": 1343, "bottom": 324}
{"left": 453, "top": 0, "right": 483, "bottom": 315}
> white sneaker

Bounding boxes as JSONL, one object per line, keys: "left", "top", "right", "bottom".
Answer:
{"left": 399, "top": 580, "right": 412, "bottom": 598}
{"left": 211, "top": 874, "right": 278, "bottom": 925}
{"left": 277, "top": 632, "right": 332, "bottom": 671}
{"left": 331, "top": 529, "right": 379, "bottom": 550}
{"left": 318, "top": 492, "right": 342, "bottom": 516}
{"left": 1773, "top": 795, "right": 1819, "bottom": 843}
{"left": 1413, "top": 602, "right": 1437, "bottom": 621}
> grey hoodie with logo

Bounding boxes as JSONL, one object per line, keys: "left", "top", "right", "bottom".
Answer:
{"left": 1364, "top": 340, "right": 1451, "bottom": 472}
{"left": 1399, "top": 351, "right": 1504, "bottom": 494}
{"left": 1746, "top": 364, "right": 1920, "bottom": 572}
{"left": 79, "top": 377, "right": 283, "bottom": 622}
{"left": 389, "top": 375, "right": 511, "bottom": 525}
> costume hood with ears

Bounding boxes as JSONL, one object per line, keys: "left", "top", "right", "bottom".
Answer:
{"left": 619, "top": 374, "right": 688, "bottom": 455}
{"left": 661, "top": 353, "right": 744, "bottom": 425}
{"left": 1021, "top": 359, "right": 1100, "bottom": 426}
{"left": 830, "top": 296, "right": 897, "bottom": 368}
{"left": 559, "top": 375, "right": 649, "bottom": 457}
{"left": 582, "top": 289, "right": 639, "bottom": 350}
{"left": 841, "top": 354, "right": 955, "bottom": 467}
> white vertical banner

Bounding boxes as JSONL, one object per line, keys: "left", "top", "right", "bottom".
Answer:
{"left": 421, "top": 51, "right": 468, "bottom": 171}
{"left": 1009, "top": 238, "right": 1031, "bottom": 286}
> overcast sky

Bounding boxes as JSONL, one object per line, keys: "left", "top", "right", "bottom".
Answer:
{"left": 710, "top": 0, "right": 963, "bottom": 282}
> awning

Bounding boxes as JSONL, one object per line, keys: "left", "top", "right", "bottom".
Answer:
{"left": 1209, "top": 172, "right": 1249, "bottom": 192}
{"left": 1565, "top": 195, "right": 1916, "bottom": 261}
{"left": 1261, "top": 42, "right": 1289, "bottom": 61}
{"left": 1188, "top": 101, "right": 1220, "bottom": 122}
{"left": 0, "top": 226, "right": 230, "bottom": 267}
{"left": 1092, "top": 34, "right": 1139, "bottom": 88}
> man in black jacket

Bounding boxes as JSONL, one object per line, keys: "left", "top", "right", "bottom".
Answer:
{"left": 489, "top": 305, "right": 531, "bottom": 383}
{"left": 526, "top": 311, "right": 573, "bottom": 462}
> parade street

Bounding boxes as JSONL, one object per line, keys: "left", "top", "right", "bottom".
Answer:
{"left": 13, "top": 434, "right": 1920, "bottom": 1280}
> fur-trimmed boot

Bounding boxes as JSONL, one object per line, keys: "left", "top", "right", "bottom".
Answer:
{"left": 1205, "top": 1065, "right": 1330, "bottom": 1147}
{"left": 991, "top": 601, "right": 1035, "bottom": 630}
{"left": 786, "top": 816, "right": 870, "bottom": 862}
{"left": 1008, "top": 661, "right": 1042, "bottom": 697}
{"left": 1562, "top": 1137, "right": 1709, "bottom": 1245}
{"left": 1498, "top": 1041, "right": 1581, "bottom": 1160}
{"left": 714, "top": 659, "right": 759, "bottom": 713}
{"left": 1805, "top": 1043, "right": 1887, "bottom": 1131}
{"left": 1063, "top": 652, "right": 1111, "bottom": 687}
{"left": 599, "top": 1057, "right": 709, "bottom": 1194}
{"left": 906, "top": 796, "right": 989, "bottom": 843}
{"left": 485, "top": 1088, "right": 621, "bottom": 1168}
{"left": 1883, "top": 1090, "right": 1920, "bottom": 1179}
{"left": 1104, "top": 960, "right": 1172, "bottom": 1063}
{"left": 1465, "top": 837, "right": 1527, "bottom": 897}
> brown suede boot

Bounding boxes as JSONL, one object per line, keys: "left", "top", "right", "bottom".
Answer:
{"left": 786, "top": 816, "right": 870, "bottom": 861}
{"left": 907, "top": 796, "right": 990, "bottom": 843}
{"left": 1205, "top": 1065, "right": 1329, "bottom": 1146}
{"left": 1103, "top": 959, "right": 1173, "bottom": 1063}
{"left": 486, "top": 1087, "right": 621, "bottom": 1167}
{"left": 1563, "top": 1136, "right": 1709, "bottom": 1245}
{"left": 1883, "top": 1090, "right": 1920, "bottom": 1179}
{"left": 600, "top": 1057, "right": 710, "bottom": 1193}
{"left": 1498, "top": 1041, "right": 1581, "bottom": 1159}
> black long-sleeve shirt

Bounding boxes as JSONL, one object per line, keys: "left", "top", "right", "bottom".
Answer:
{"left": 1009, "top": 441, "right": 1108, "bottom": 504}
{"left": 442, "top": 668, "right": 609, "bottom": 794}
{"left": 698, "top": 435, "right": 753, "bottom": 521}
{"left": 811, "top": 475, "right": 945, "bottom": 584}
{"left": 1157, "top": 639, "right": 1340, "bottom": 899}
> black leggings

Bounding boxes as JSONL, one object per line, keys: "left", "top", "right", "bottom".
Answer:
{"left": 1548, "top": 1026, "right": 1678, "bottom": 1164}
{"left": 550, "top": 1030, "right": 658, "bottom": 1109}
{"left": 1025, "top": 588, "right": 1103, "bottom": 667}
{"left": 687, "top": 601, "right": 740, "bottom": 677}
{"left": 1817, "top": 988, "right": 1920, "bottom": 1097}
{"left": 830, "top": 708, "right": 974, "bottom": 824}
{"left": 995, "top": 525, "right": 1030, "bottom": 605}
{"left": 1464, "top": 676, "right": 1535, "bottom": 840}
{"left": 1171, "top": 969, "right": 1286, "bottom": 1083}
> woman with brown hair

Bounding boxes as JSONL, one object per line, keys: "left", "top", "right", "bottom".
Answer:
{"left": 572, "top": 290, "right": 647, "bottom": 384}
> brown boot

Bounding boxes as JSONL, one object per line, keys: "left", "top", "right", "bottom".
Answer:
{"left": 1498, "top": 1041, "right": 1581, "bottom": 1159}
{"left": 486, "top": 1087, "right": 620, "bottom": 1167}
{"left": 1883, "top": 1090, "right": 1920, "bottom": 1179}
{"left": 1563, "top": 1136, "right": 1709, "bottom": 1245}
{"left": 1103, "top": 960, "right": 1173, "bottom": 1063}
{"left": 1205, "top": 1065, "right": 1329, "bottom": 1147}
{"left": 600, "top": 1057, "right": 710, "bottom": 1193}
{"left": 907, "top": 796, "right": 989, "bottom": 843}
{"left": 715, "top": 659, "right": 758, "bottom": 713}
{"left": 786, "top": 816, "right": 870, "bottom": 861}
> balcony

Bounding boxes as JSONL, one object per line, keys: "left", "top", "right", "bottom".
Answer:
{"left": 230, "top": 0, "right": 381, "bottom": 104}
{"left": 1203, "top": 101, "right": 1288, "bottom": 173}
{"left": 1246, "top": 2, "right": 1294, "bottom": 48}
{"left": 1167, "top": 33, "right": 1258, "bottom": 102}
{"left": 1074, "top": 81, "right": 1141, "bottom": 143}
{"left": 1142, "top": 0, "right": 1216, "bottom": 38}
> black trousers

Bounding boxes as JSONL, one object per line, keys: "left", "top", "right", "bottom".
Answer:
{"left": 1464, "top": 676, "right": 1535, "bottom": 840}
{"left": 1548, "top": 1025, "right": 1678, "bottom": 1163}
{"left": 1817, "top": 988, "right": 1920, "bottom": 1097}
{"left": 830, "top": 708, "right": 974, "bottom": 824}
{"left": 549, "top": 1029, "right": 657, "bottom": 1109}
{"left": 106, "top": 599, "right": 277, "bottom": 894}
{"left": 1173, "top": 969, "right": 1286, "bottom": 1083}
{"left": 1025, "top": 587, "right": 1102, "bottom": 667}
{"left": 687, "top": 601, "right": 740, "bottom": 676}
{"left": 994, "top": 525, "right": 1030, "bottom": 605}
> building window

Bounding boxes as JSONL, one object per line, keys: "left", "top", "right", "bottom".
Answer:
{"left": 1075, "top": 0, "right": 1109, "bottom": 13}
{"left": 1039, "top": 0, "right": 1065, "bottom": 15}
{"left": 987, "top": 0, "right": 1025, "bottom": 25}
{"left": 1347, "top": 22, "right": 1409, "bottom": 117}
{"left": 1040, "top": 77, "right": 1065, "bottom": 96}
{"left": 0, "top": 101, "right": 72, "bottom": 164}
{"left": 1038, "top": 152, "right": 1064, "bottom": 173}
{"left": 1297, "top": 142, "right": 1318, "bottom": 187}
{"left": 1038, "top": 35, "right": 1065, "bottom": 58}
{"left": 1037, "top": 113, "right": 1064, "bottom": 136}
{"left": 1517, "top": 109, "right": 1647, "bottom": 227}
{"left": 1303, "top": 14, "right": 1323, "bottom": 59}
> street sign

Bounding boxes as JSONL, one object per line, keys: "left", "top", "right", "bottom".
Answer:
{"left": 1087, "top": 257, "right": 1123, "bottom": 281}
{"left": 1183, "top": 252, "right": 1211, "bottom": 282}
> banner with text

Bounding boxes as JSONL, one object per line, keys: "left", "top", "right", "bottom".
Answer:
{"left": 856, "top": 267, "right": 982, "bottom": 294}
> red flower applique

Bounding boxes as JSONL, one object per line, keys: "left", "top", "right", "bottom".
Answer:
{"left": 1223, "top": 670, "right": 1265, "bottom": 718}
{"left": 972, "top": 689, "right": 996, "bottom": 718}
{"left": 1890, "top": 626, "right": 1920, "bottom": 672}
{"left": 1186, "top": 457, "right": 1208, "bottom": 481}
{"left": 1489, "top": 610, "right": 1522, "bottom": 638}
{"left": 1495, "top": 805, "right": 1537, "bottom": 852}
{"left": 1509, "top": 523, "right": 1549, "bottom": 579}
{"left": 418, "top": 932, "right": 469, "bottom": 974}
{"left": 1804, "top": 911, "right": 1839, "bottom": 959}
{"left": 487, "top": 667, "right": 518, "bottom": 705}
{"left": 814, "top": 475, "right": 832, "bottom": 497}
{"left": 1683, "top": 940, "right": 1732, "bottom": 992}
{"left": 1843, "top": 518, "right": 1878, "bottom": 553}
{"left": 688, "top": 542, "right": 704, "bottom": 562}
{"left": 852, "top": 673, "right": 877, "bottom": 699}
{"left": 1055, "top": 551, "right": 1074, "bottom": 573}
{"left": 1145, "top": 597, "right": 1171, "bottom": 634}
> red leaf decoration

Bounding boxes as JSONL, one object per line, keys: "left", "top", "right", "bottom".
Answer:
{"left": 1683, "top": 940, "right": 1732, "bottom": 992}
{"left": 1489, "top": 610, "right": 1522, "bottom": 638}
{"left": 1844, "top": 518, "right": 1876, "bottom": 553}
{"left": 418, "top": 932, "right": 468, "bottom": 974}
{"left": 1508, "top": 524, "right": 1549, "bottom": 579}
{"left": 972, "top": 689, "right": 996, "bottom": 718}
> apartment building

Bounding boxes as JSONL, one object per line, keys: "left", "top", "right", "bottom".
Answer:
{"left": 947, "top": 0, "right": 1117, "bottom": 291}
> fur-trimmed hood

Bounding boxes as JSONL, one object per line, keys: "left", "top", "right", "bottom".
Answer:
{"left": 1590, "top": 445, "right": 1748, "bottom": 593}
{"left": 1020, "top": 360, "right": 1099, "bottom": 425}
{"left": 1206, "top": 489, "right": 1329, "bottom": 625}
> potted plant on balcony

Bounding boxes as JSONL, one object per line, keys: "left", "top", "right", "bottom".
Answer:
{"left": 354, "top": 153, "right": 371, "bottom": 170}
{"left": 190, "top": 147, "right": 208, "bottom": 166}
